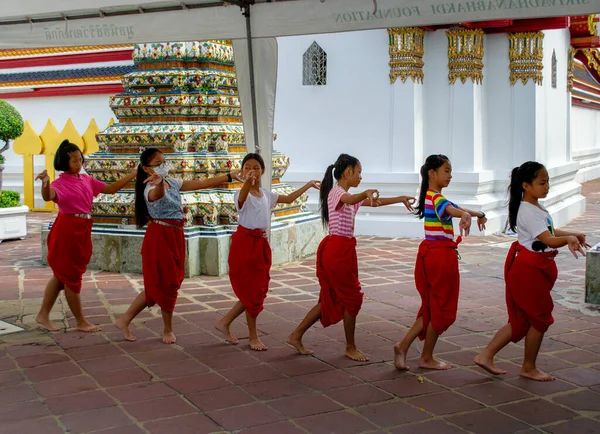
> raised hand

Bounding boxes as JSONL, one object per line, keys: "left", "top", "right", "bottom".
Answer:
{"left": 364, "top": 189, "right": 380, "bottom": 207}
{"left": 576, "top": 233, "right": 591, "bottom": 249}
{"left": 230, "top": 170, "right": 244, "bottom": 182}
{"left": 567, "top": 236, "right": 586, "bottom": 259}
{"left": 144, "top": 173, "right": 164, "bottom": 186}
{"left": 459, "top": 212, "right": 472, "bottom": 237}
{"left": 308, "top": 180, "right": 321, "bottom": 190}
{"left": 401, "top": 196, "right": 416, "bottom": 212}
{"left": 35, "top": 170, "right": 50, "bottom": 186}
{"left": 244, "top": 172, "right": 257, "bottom": 186}
{"left": 477, "top": 216, "right": 487, "bottom": 231}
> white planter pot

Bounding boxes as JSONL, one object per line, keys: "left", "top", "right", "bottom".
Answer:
{"left": 0, "top": 205, "right": 29, "bottom": 242}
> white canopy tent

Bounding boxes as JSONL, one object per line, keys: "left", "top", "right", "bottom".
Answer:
{"left": 1, "top": 0, "right": 599, "bottom": 194}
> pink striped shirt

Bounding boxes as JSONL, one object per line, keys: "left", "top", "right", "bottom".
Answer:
{"left": 327, "top": 185, "right": 361, "bottom": 238}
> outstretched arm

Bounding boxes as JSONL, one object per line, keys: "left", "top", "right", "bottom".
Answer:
{"left": 537, "top": 230, "right": 587, "bottom": 258}
{"left": 181, "top": 174, "right": 230, "bottom": 192}
{"left": 363, "top": 195, "right": 415, "bottom": 211}
{"left": 101, "top": 170, "right": 137, "bottom": 194}
{"left": 277, "top": 180, "right": 320, "bottom": 204}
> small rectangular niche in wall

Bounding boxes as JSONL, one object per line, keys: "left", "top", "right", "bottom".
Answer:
{"left": 552, "top": 49, "right": 557, "bottom": 89}
{"left": 303, "top": 42, "right": 327, "bottom": 86}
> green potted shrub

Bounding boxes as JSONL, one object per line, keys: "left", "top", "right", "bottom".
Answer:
{"left": 0, "top": 101, "right": 27, "bottom": 243}
{"left": 0, "top": 189, "right": 28, "bottom": 243}
{"left": 0, "top": 100, "right": 24, "bottom": 191}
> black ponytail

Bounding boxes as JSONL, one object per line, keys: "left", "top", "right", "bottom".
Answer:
{"left": 319, "top": 153, "right": 360, "bottom": 226}
{"left": 507, "top": 161, "right": 545, "bottom": 232}
{"left": 135, "top": 148, "right": 162, "bottom": 229}
{"left": 415, "top": 154, "right": 450, "bottom": 219}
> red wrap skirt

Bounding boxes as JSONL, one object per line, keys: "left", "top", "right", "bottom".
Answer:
{"left": 414, "top": 237, "right": 461, "bottom": 340}
{"left": 505, "top": 241, "right": 558, "bottom": 342}
{"left": 47, "top": 213, "right": 93, "bottom": 294}
{"left": 142, "top": 219, "right": 185, "bottom": 313}
{"left": 317, "top": 235, "right": 363, "bottom": 328}
{"left": 228, "top": 225, "right": 272, "bottom": 318}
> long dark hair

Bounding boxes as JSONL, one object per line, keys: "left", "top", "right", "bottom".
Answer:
{"left": 319, "top": 153, "right": 360, "bottom": 225}
{"left": 507, "top": 161, "right": 545, "bottom": 232}
{"left": 135, "top": 148, "right": 163, "bottom": 228}
{"left": 415, "top": 154, "right": 450, "bottom": 219}
{"left": 54, "top": 139, "right": 84, "bottom": 171}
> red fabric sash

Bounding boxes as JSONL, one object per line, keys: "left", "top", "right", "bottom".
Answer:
{"left": 46, "top": 213, "right": 94, "bottom": 294}
{"left": 142, "top": 219, "right": 185, "bottom": 313}
{"left": 504, "top": 241, "right": 558, "bottom": 342}
{"left": 414, "top": 237, "right": 461, "bottom": 340}
{"left": 228, "top": 225, "right": 272, "bottom": 318}
{"left": 317, "top": 235, "right": 363, "bottom": 328}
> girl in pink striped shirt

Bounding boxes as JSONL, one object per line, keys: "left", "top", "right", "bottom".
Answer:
{"left": 288, "top": 153, "right": 415, "bottom": 361}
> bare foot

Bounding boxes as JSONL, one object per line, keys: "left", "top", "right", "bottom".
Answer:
{"left": 520, "top": 367, "right": 555, "bottom": 381}
{"left": 163, "top": 331, "right": 176, "bottom": 344}
{"left": 393, "top": 343, "right": 409, "bottom": 370}
{"left": 113, "top": 318, "right": 136, "bottom": 342}
{"left": 345, "top": 347, "right": 369, "bottom": 362}
{"left": 419, "top": 358, "right": 452, "bottom": 370}
{"left": 35, "top": 314, "right": 60, "bottom": 332}
{"left": 214, "top": 320, "right": 239, "bottom": 344}
{"left": 249, "top": 337, "right": 268, "bottom": 351}
{"left": 76, "top": 320, "right": 100, "bottom": 333}
{"left": 286, "top": 334, "right": 313, "bottom": 355}
{"left": 474, "top": 354, "right": 506, "bottom": 375}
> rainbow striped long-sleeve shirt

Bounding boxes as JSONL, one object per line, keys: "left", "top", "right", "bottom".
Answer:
{"left": 424, "top": 189, "right": 456, "bottom": 241}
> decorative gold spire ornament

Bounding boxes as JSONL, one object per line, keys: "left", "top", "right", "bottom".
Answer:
{"left": 387, "top": 27, "right": 425, "bottom": 84}
{"left": 446, "top": 27, "right": 484, "bottom": 85}
{"left": 508, "top": 32, "right": 544, "bottom": 86}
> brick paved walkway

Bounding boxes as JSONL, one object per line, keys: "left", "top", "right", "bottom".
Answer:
{"left": 0, "top": 180, "right": 599, "bottom": 434}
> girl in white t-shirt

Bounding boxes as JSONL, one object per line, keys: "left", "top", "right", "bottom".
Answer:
{"left": 475, "top": 161, "right": 589, "bottom": 381}
{"left": 214, "top": 153, "right": 320, "bottom": 351}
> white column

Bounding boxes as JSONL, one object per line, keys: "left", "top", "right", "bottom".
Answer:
{"left": 449, "top": 81, "right": 483, "bottom": 172}
{"left": 391, "top": 82, "right": 423, "bottom": 172}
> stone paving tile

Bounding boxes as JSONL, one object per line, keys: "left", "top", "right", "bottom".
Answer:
{"left": 445, "top": 408, "right": 530, "bottom": 434}
{"left": 0, "top": 416, "right": 64, "bottom": 434}
{"left": 0, "top": 178, "right": 599, "bottom": 433}
{"left": 144, "top": 413, "right": 222, "bottom": 434}
{"left": 45, "top": 389, "right": 117, "bottom": 415}
{"left": 498, "top": 398, "right": 578, "bottom": 426}
{"left": 389, "top": 419, "right": 468, "bottom": 434}
{"left": 295, "top": 410, "right": 377, "bottom": 434}
{"left": 407, "top": 391, "right": 484, "bottom": 415}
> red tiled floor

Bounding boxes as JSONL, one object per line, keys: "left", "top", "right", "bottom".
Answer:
{"left": 325, "top": 383, "right": 393, "bottom": 407}
{"left": 0, "top": 180, "right": 599, "bottom": 433}
{"left": 295, "top": 410, "right": 376, "bottom": 434}
{"left": 268, "top": 393, "right": 342, "bottom": 418}
{"left": 144, "top": 413, "right": 221, "bottom": 434}
{"left": 498, "top": 398, "right": 578, "bottom": 425}
{"left": 356, "top": 400, "right": 429, "bottom": 427}
{"left": 45, "top": 389, "right": 117, "bottom": 415}
{"left": 123, "top": 395, "right": 197, "bottom": 422}
{"left": 107, "top": 382, "right": 177, "bottom": 403}
{"left": 445, "top": 408, "right": 529, "bottom": 434}
{"left": 407, "top": 391, "right": 483, "bottom": 415}
{"left": 206, "top": 402, "right": 286, "bottom": 431}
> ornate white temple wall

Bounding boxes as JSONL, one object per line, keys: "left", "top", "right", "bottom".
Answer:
{"left": 276, "top": 28, "right": 591, "bottom": 238}
{"left": 572, "top": 104, "right": 600, "bottom": 183}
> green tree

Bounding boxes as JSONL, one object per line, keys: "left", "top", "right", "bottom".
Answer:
{"left": 0, "top": 100, "right": 24, "bottom": 191}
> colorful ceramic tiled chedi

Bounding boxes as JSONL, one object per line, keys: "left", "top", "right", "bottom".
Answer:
{"left": 88, "top": 41, "right": 306, "bottom": 226}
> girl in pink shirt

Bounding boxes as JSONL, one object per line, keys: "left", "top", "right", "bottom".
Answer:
{"left": 288, "top": 153, "right": 415, "bottom": 361}
{"left": 35, "top": 140, "right": 136, "bottom": 333}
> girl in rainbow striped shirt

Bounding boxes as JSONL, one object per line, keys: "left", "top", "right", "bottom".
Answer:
{"left": 394, "top": 154, "right": 487, "bottom": 370}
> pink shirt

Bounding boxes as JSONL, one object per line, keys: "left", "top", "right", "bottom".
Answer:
{"left": 51, "top": 173, "right": 105, "bottom": 214}
{"left": 327, "top": 185, "right": 361, "bottom": 238}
